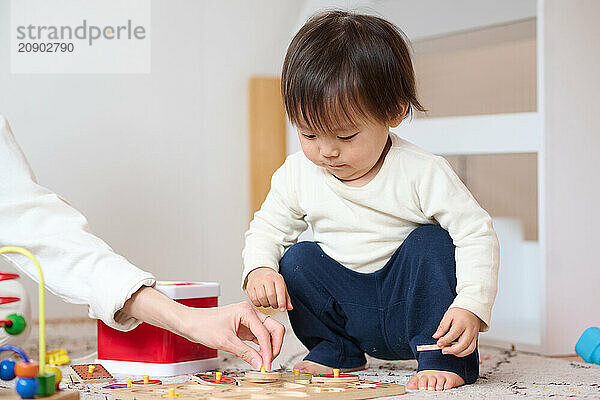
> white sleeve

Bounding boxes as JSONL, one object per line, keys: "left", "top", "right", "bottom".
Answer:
{"left": 0, "top": 116, "right": 156, "bottom": 331}
{"left": 417, "top": 156, "right": 500, "bottom": 331}
{"left": 241, "top": 158, "right": 308, "bottom": 289}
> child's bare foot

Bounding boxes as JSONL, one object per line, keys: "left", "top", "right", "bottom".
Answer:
{"left": 407, "top": 370, "right": 465, "bottom": 391}
{"left": 293, "top": 360, "right": 366, "bottom": 375}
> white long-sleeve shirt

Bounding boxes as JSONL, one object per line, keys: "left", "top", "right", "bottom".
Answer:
{"left": 243, "top": 132, "right": 499, "bottom": 331}
{"left": 0, "top": 116, "right": 155, "bottom": 331}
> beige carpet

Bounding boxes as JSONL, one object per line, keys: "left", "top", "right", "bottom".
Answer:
{"left": 13, "top": 319, "right": 600, "bottom": 399}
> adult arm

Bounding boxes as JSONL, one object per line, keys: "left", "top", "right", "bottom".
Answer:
{"left": 0, "top": 116, "right": 154, "bottom": 331}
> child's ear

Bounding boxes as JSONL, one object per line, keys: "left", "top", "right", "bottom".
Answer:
{"left": 388, "top": 105, "right": 408, "bottom": 128}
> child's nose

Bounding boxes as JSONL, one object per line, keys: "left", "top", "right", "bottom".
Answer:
{"left": 319, "top": 143, "right": 340, "bottom": 158}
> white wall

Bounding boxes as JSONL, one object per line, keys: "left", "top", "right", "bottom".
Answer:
{"left": 296, "top": 0, "right": 536, "bottom": 41}
{"left": 542, "top": 0, "right": 600, "bottom": 355}
{"left": 0, "top": 0, "right": 303, "bottom": 318}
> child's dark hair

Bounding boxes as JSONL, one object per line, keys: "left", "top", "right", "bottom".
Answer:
{"left": 281, "top": 10, "right": 425, "bottom": 133}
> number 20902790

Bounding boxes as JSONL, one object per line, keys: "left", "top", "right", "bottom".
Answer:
{"left": 18, "top": 42, "right": 74, "bottom": 52}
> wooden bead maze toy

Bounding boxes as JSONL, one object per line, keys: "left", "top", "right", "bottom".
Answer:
{"left": 0, "top": 246, "right": 79, "bottom": 400}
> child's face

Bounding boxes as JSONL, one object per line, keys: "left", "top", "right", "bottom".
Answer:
{"left": 297, "top": 118, "right": 391, "bottom": 183}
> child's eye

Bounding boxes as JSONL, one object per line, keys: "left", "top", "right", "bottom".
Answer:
{"left": 302, "top": 134, "right": 316, "bottom": 139}
{"left": 337, "top": 133, "right": 358, "bottom": 141}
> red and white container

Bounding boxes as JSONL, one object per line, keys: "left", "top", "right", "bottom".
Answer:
{"left": 97, "top": 281, "right": 219, "bottom": 376}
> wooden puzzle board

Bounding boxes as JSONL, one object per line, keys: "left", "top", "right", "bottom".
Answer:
{"left": 103, "top": 375, "right": 406, "bottom": 400}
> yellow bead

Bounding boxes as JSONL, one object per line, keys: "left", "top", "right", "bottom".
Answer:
{"left": 46, "top": 365, "right": 62, "bottom": 388}
{"left": 294, "top": 369, "right": 300, "bottom": 376}
{"left": 260, "top": 366, "right": 266, "bottom": 373}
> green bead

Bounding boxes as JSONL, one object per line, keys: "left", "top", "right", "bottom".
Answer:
{"left": 4, "top": 314, "right": 26, "bottom": 335}
{"left": 37, "top": 372, "right": 56, "bottom": 396}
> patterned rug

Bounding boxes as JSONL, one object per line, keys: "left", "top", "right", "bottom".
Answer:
{"left": 14, "top": 319, "right": 600, "bottom": 399}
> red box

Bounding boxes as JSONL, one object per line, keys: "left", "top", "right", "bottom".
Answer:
{"left": 97, "top": 281, "right": 219, "bottom": 376}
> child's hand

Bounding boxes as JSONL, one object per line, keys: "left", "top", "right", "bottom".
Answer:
{"left": 432, "top": 307, "right": 481, "bottom": 357}
{"left": 246, "top": 267, "right": 293, "bottom": 311}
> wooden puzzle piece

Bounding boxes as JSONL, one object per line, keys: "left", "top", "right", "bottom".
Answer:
{"left": 282, "top": 369, "right": 312, "bottom": 384}
{"left": 195, "top": 373, "right": 236, "bottom": 385}
{"left": 103, "top": 383, "right": 129, "bottom": 389}
{"left": 244, "top": 369, "right": 282, "bottom": 383}
{"left": 132, "top": 375, "right": 162, "bottom": 385}
{"left": 69, "top": 363, "right": 114, "bottom": 383}
{"left": 416, "top": 342, "right": 458, "bottom": 352}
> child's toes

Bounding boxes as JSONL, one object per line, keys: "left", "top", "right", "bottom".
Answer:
{"left": 436, "top": 375, "right": 446, "bottom": 391}
{"left": 418, "top": 375, "right": 429, "bottom": 390}
{"left": 444, "top": 377, "right": 454, "bottom": 390}
{"left": 444, "top": 372, "right": 465, "bottom": 390}
{"left": 427, "top": 375, "right": 437, "bottom": 391}
{"left": 406, "top": 375, "right": 419, "bottom": 390}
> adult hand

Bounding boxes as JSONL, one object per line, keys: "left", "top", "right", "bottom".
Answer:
{"left": 179, "top": 302, "right": 285, "bottom": 371}
{"left": 121, "top": 287, "right": 285, "bottom": 371}
{"left": 432, "top": 307, "right": 480, "bottom": 357}
{"left": 246, "top": 267, "right": 293, "bottom": 311}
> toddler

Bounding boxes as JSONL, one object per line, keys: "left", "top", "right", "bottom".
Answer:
{"left": 242, "top": 11, "right": 499, "bottom": 391}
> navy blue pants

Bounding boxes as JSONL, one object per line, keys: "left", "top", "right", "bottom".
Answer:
{"left": 279, "top": 225, "right": 479, "bottom": 384}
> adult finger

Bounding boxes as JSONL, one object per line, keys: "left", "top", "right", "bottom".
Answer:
{"left": 221, "top": 334, "right": 263, "bottom": 371}
{"left": 241, "top": 307, "right": 274, "bottom": 370}
{"left": 262, "top": 316, "right": 285, "bottom": 358}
